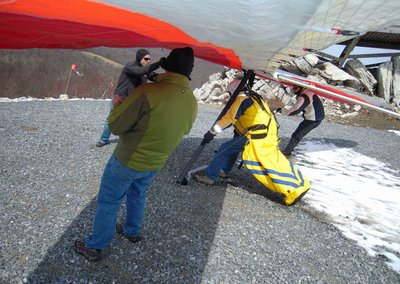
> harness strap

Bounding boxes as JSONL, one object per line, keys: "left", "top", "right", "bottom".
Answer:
{"left": 251, "top": 133, "right": 267, "bottom": 139}
{"left": 245, "top": 90, "right": 273, "bottom": 138}
{"left": 247, "top": 124, "right": 267, "bottom": 131}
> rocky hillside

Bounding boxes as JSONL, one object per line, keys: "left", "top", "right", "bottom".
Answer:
{"left": 193, "top": 56, "right": 400, "bottom": 130}
{"left": 195, "top": 54, "right": 400, "bottom": 107}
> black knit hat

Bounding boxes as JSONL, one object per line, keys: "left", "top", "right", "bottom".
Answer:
{"left": 163, "top": 47, "right": 194, "bottom": 80}
{"left": 136, "top": 49, "right": 150, "bottom": 63}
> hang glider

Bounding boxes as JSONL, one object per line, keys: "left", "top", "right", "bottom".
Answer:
{"left": 272, "top": 70, "right": 400, "bottom": 119}
{"left": 1, "top": 0, "right": 399, "bottom": 73}
{"left": 1, "top": 0, "right": 400, "bottom": 117}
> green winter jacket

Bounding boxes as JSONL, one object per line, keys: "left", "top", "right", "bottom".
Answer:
{"left": 108, "top": 72, "right": 198, "bottom": 171}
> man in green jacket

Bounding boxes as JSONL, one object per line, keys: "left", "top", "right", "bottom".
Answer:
{"left": 74, "top": 47, "right": 198, "bottom": 261}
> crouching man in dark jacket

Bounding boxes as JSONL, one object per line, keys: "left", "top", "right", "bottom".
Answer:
{"left": 281, "top": 86, "right": 325, "bottom": 156}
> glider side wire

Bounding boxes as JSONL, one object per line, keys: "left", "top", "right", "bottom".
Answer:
{"left": 321, "top": 0, "right": 346, "bottom": 49}
{"left": 316, "top": 0, "right": 333, "bottom": 51}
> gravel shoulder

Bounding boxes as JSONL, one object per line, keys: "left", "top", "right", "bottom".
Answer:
{"left": 0, "top": 100, "right": 399, "bottom": 283}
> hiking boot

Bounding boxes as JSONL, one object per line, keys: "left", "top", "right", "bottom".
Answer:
{"left": 116, "top": 224, "right": 144, "bottom": 243}
{"left": 74, "top": 239, "right": 103, "bottom": 262}
{"left": 96, "top": 140, "right": 110, "bottom": 147}
{"left": 219, "top": 170, "right": 227, "bottom": 178}
{"left": 194, "top": 173, "right": 215, "bottom": 185}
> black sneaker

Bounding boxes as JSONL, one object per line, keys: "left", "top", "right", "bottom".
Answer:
{"left": 74, "top": 239, "right": 103, "bottom": 262}
{"left": 96, "top": 140, "right": 110, "bottom": 147}
{"left": 116, "top": 224, "right": 144, "bottom": 243}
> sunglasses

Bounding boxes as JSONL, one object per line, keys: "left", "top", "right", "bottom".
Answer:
{"left": 143, "top": 57, "right": 151, "bottom": 61}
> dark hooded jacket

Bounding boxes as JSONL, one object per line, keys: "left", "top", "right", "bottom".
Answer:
{"left": 114, "top": 50, "right": 160, "bottom": 101}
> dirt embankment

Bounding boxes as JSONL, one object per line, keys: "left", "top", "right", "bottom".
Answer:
{"left": 0, "top": 47, "right": 224, "bottom": 99}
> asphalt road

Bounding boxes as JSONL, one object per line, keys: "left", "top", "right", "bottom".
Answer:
{"left": 0, "top": 100, "right": 399, "bottom": 283}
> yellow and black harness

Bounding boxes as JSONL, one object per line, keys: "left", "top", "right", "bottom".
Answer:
{"left": 241, "top": 90, "right": 311, "bottom": 205}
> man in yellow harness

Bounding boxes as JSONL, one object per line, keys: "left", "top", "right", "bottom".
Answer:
{"left": 195, "top": 80, "right": 310, "bottom": 206}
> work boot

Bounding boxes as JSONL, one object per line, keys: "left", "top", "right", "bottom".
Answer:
{"left": 219, "top": 170, "right": 227, "bottom": 178}
{"left": 194, "top": 173, "right": 215, "bottom": 185}
{"left": 282, "top": 138, "right": 299, "bottom": 156}
{"left": 116, "top": 224, "right": 144, "bottom": 243}
{"left": 74, "top": 239, "right": 103, "bottom": 262}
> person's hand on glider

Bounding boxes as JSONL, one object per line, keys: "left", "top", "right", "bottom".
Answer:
{"left": 201, "top": 130, "right": 216, "bottom": 145}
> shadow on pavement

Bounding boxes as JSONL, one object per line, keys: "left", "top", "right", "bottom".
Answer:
{"left": 28, "top": 138, "right": 227, "bottom": 283}
{"left": 196, "top": 137, "right": 359, "bottom": 206}
{"left": 191, "top": 137, "right": 287, "bottom": 205}
{"left": 279, "top": 137, "right": 358, "bottom": 151}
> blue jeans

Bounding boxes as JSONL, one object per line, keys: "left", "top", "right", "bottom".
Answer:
{"left": 85, "top": 154, "right": 159, "bottom": 249}
{"left": 205, "top": 135, "right": 248, "bottom": 180}
{"left": 98, "top": 101, "right": 112, "bottom": 143}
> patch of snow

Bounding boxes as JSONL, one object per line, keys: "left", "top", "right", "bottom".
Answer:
{"left": 294, "top": 140, "right": 400, "bottom": 273}
{"left": 388, "top": 130, "right": 400, "bottom": 137}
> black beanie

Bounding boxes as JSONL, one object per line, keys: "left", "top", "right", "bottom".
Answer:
{"left": 136, "top": 49, "right": 150, "bottom": 63}
{"left": 163, "top": 47, "right": 194, "bottom": 80}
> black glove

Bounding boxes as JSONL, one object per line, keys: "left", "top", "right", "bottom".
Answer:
{"left": 159, "top": 57, "right": 167, "bottom": 69}
{"left": 147, "top": 72, "right": 159, "bottom": 82}
{"left": 201, "top": 131, "right": 215, "bottom": 145}
{"left": 274, "top": 107, "right": 282, "bottom": 114}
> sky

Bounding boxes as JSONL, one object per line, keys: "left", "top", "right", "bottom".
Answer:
{"left": 293, "top": 137, "right": 400, "bottom": 274}
{"left": 323, "top": 45, "right": 399, "bottom": 66}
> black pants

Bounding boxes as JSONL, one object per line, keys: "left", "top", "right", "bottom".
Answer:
{"left": 291, "top": 119, "right": 322, "bottom": 142}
